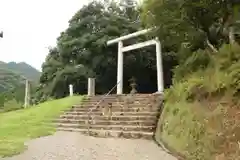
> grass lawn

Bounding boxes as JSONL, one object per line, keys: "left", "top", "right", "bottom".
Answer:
{"left": 0, "top": 96, "right": 84, "bottom": 157}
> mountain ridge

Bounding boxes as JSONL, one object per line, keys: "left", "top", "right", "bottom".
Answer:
{"left": 0, "top": 61, "right": 40, "bottom": 108}
{"left": 0, "top": 61, "right": 41, "bottom": 82}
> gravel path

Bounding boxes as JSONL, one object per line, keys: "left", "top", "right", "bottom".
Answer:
{"left": 2, "top": 131, "right": 177, "bottom": 160}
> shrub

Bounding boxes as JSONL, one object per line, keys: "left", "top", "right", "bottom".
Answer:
{"left": 173, "top": 49, "right": 213, "bottom": 81}
{"left": 168, "top": 44, "right": 240, "bottom": 103}
{"left": 215, "top": 44, "right": 240, "bottom": 95}
{"left": 216, "top": 43, "right": 240, "bottom": 70}
{"left": 165, "top": 68, "right": 232, "bottom": 104}
{"left": 3, "top": 99, "right": 23, "bottom": 112}
{"left": 228, "top": 62, "right": 240, "bottom": 94}
{"left": 158, "top": 43, "right": 240, "bottom": 160}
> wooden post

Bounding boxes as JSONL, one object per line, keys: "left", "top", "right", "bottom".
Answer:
{"left": 88, "top": 78, "right": 95, "bottom": 96}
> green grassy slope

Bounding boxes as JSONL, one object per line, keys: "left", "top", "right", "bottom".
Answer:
{"left": 155, "top": 44, "right": 240, "bottom": 160}
{"left": 0, "top": 96, "right": 84, "bottom": 157}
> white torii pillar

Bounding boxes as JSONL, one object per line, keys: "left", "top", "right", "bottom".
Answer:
{"left": 107, "top": 28, "right": 164, "bottom": 95}
{"left": 69, "top": 84, "right": 73, "bottom": 97}
{"left": 155, "top": 38, "right": 164, "bottom": 93}
{"left": 117, "top": 41, "right": 123, "bottom": 94}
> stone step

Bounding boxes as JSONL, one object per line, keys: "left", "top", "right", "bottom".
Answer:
{"left": 82, "top": 99, "right": 117, "bottom": 102}
{"left": 69, "top": 107, "right": 160, "bottom": 112}
{"left": 69, "top": 108, "right": 159, "bottom": 114}
{"left": 79, "top": 102, "right": 157, "bottom": 106}
{"left": 69, "top": 109, "right": 160, "bottom": 114}
{"left": 82, "top": 96, "right": 160, "bottom": 101}
{"left": 82, "top": 97, "right": 160, "bottom": 102}
{"left": 56, "top": 123, "right": 155, "bottom": 132}
{"left": 55, "top": 119, "right": 157, "bottom": 126}
{"left": 57, "top": 127, "right": 154, "bottom": 139}
{"left": 59, "top": 115, "right": 157, "bottom": 121}
{"left": 71, "top": 104, "right": 160, "bottom": 109}
{"left": 73, "top": 102, "right": 160, "bottom": 106}
{"left": 63, "top": 111, "right": 159, "bottom": 116}
{"left": 86, "top": 94, "right": 154, "bottom": 99}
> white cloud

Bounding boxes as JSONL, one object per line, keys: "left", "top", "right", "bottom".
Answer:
{"left": 0, "top": 0, "right": 90, "bottom": 71}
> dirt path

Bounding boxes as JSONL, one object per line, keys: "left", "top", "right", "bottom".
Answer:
{"left": 2, "top": 131, "right": 177, "bottom": 160}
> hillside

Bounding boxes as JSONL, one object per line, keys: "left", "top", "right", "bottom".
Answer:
{"left": 0, "top": 61, "right": 41, "bottom": 82}
{"left": 0, "top": 68, "right": 25, "bottom": 92}
{"left": 0, "top": 61, "right": 40, "bottom": 92}
{"left": 155, "top": 44, "right": 240, "bottom": 159}
{"left": 0, "top": 96, "right": 83, "bottom": 157}
{"left": 0, "top": 62, "right": 40, "bottom": 111}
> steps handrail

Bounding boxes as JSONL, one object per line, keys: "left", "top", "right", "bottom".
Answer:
{"left": 90, "top": 81, "right": 121, "bottom": 110}
{"left": 86, "top": 81, "right": 121, "bottom": 134}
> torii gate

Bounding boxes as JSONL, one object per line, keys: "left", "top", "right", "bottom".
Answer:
{"left": 107, "top": 28, "right": 164, "bottom": 95}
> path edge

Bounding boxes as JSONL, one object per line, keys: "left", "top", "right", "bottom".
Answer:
{"left": 153, "top": 135, "right": 186, "bottom": 160}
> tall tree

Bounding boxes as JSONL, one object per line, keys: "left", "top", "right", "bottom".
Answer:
{"left": 143, "top": 0, "right": 240, "bottom": 52}
{"left": 38, "top": 1, "right": 168, "bottom": 99}
{"left": 141, "top": 0, "right": 240, "bottom": 82}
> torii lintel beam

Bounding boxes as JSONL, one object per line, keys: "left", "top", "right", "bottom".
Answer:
{"left": 107, "top": 28, "right": 154, "bottom": 45}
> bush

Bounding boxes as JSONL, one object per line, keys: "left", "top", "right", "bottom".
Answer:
{"left": 168, "top": 44, "right": 240, "bottom": 102}
{"left": 215, "top": 44, "right": 240, "bottom": 95}
{"left": 157, "top": 44, "right": 240, "bottom": 160}
{"left": 173, "top": 48, "right": 213, "bottom": 81}
{"left": 166, "top": 68, "right": 232, "bottom": 104}
{"left": 3, "top": 99, "right": 23, "bottom": 112}
{"left": 216, "top": 43, "right": 240, "bottom": 70}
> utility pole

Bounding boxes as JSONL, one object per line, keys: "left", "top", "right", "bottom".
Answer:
{"left": 23, "top": 79, "right": 30, "bottom": 108}
{"left": 0, "top": 31, "right": 3, "bottom": 38}
{"left": 0, "top": 31, "right": 31, "bottom": 107}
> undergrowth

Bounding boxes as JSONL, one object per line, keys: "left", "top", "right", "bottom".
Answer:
{"left": 156, "top": 44, "right": 240, "bottom": 160}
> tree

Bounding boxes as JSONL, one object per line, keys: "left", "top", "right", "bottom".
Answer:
{"left": 38, "top": 0, "right": 171, "bottom": 100}
{"left": 141, "top": 0, "right": 240, "bottom": 82}
{"left": 143, "top": 0, "right": 240, "bottom": 52}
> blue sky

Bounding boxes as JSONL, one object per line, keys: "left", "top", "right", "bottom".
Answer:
{"left": 0, "top": 0, "right": 89, "bottom": 71}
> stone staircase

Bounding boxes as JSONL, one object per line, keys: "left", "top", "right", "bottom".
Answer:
{"left": 56, "top": 94, "right": 163, "bottom": 139}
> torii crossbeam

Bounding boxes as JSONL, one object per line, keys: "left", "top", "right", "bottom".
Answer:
{"left": 107, "top": 28, "right": 164, "bottom": 94}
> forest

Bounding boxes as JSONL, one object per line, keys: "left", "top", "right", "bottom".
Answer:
{"left": 35, "top": 0, "right": 178, "bottom": 102}
{"left": 36, "top": 0, "right": 240, "bottom": 100}
{"left": 0, "top": 62, "right": 40, "bottom": 112}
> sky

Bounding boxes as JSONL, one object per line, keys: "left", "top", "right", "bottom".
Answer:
{"left": 0, "top": 0, "right": 90, "bottom": 71}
